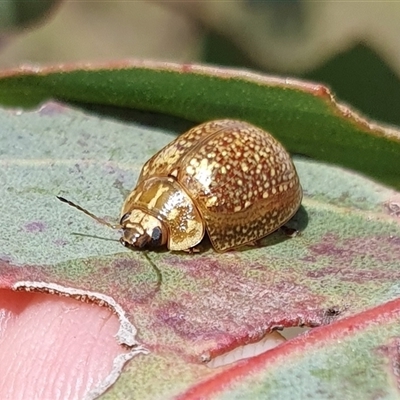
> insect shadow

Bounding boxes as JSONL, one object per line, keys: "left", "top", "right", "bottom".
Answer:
{"left": 284, "top": 204, "right": 308, "bottom": 233}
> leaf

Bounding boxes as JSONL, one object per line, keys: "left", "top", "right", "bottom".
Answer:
{"left": 0, "top": 102, "right": 400, "bottom": 398}
{"left": 0, "top": 62, "right": 399, "bottom": 190}
{"left": 177, "top": 298, "right": 400, "bottom": 399}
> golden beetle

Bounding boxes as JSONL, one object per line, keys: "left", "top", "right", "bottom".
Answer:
{"left": 58, "top": 119, "right": 302, "bottom": 252}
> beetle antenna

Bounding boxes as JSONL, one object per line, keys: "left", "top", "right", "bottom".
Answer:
{"left": 57, "top": 196, "right": 121, "bottom": 230}
{"left": 143, "top": 251, "right": 162, "bottom": 288}
{"left": 71, "top": 232, "right": 121, "bottom": 242}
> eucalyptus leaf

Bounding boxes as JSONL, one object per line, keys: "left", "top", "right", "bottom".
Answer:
{"left": 0, "top": 103, "right": 399, "bottom": 398}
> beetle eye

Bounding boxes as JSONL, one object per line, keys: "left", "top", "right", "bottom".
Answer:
{"left": 120, "top": 212, "right": 130, "bottom": 225}
{"left": 150, "top": 226, "right": 162, "bottom": 247}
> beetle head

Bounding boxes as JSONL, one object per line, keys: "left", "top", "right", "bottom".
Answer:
{"left": 56, "top": 196, "right": 168, "bottom": 250}
{"left": 120, "top": 210, "right": 167, "bottom": 250}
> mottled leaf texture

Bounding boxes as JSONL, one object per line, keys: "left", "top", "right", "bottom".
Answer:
{"left": 0, "top": 102, "right": 400, "bottom": 398}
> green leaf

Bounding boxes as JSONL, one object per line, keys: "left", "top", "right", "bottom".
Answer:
{"left": 0, "top": 102, "right": 400, "bottom": 398}
{"left": 0, "top": 62, "right": 399, "bottom": 189}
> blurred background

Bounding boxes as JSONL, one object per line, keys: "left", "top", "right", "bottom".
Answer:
{"left": 1, "top": 0, "right": 399, "bottom": 126}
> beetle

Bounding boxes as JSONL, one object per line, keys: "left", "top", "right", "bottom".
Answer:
{"left": 58, "top": 119, "right": 302, "bottom": 252}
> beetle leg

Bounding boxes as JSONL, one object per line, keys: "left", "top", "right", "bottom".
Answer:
{"left": 280, "top": 225, "right": 299, "bottom": 238}
{"left": 244, "top": 239, "right": 265, "bottom": 248}
{"left": 183, "top": 246, "right": 201, "bottom": 254}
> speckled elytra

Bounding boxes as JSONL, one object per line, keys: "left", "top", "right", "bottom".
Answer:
{"left": 58, "top": 120, "right": 302, "bottom": 252}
